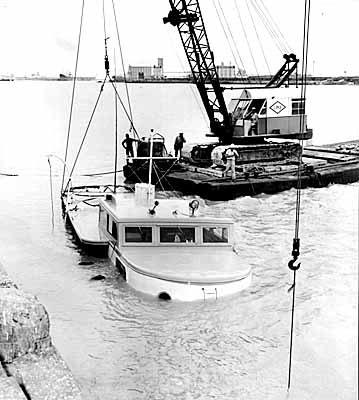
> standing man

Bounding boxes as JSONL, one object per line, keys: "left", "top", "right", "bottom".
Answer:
{"left": 174, "top": 132, "right": 186, "bottom": 158}
{"left": 122, "top": 133, "right": 138, "bottom": 158}
{"left": 223, "top": 147, "right": 239, "bottom": 180}
{"left": 249, "top": 107, "right": 258, "bottom": 136}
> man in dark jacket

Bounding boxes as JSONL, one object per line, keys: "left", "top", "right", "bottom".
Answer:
{"left": 174, "top": 132, "right": 186, "bottom": 158}
{"left": 122, "top": 133, "right": 138, "bottom": 158}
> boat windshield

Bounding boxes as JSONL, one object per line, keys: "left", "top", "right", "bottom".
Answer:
{"left": 160, "top": 227, "right": 195, "bottom": 243}
{"left": 203, "top": 227, "right": 228, "bottom": 243}
{"left": 125, "top": 227, "right": 152, "bottom": 243}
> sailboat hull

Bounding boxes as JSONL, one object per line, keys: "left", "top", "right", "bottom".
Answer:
{"left": 109, "top": 244, "right": 252, "bottom": 302}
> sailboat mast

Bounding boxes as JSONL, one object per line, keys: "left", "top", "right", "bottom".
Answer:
{"left": 114, "top": 50, "right": 118, "bottom": 193}
{"left": 148, "top": 131, "right": 154, "bottom": 185}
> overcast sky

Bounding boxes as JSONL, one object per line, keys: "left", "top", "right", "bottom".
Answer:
{"left": 0, "top": 0, "right": 358, "bottom": 77}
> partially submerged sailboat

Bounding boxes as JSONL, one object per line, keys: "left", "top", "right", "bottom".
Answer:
{"left": 63, "top": 136, "right": 251, "bottom": 301}
{"left": 98, "top": 182, "right": 251, "bottom": 301}
{"left": 60, "top": 1, "right": 251, "bottom": 300}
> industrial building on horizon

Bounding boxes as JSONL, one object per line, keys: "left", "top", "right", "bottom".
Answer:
{"left": 128, "top": 58, "right": 164, "bottom": 80}
{"left": 127, "top": 57, "right": 247, "bottom": 81}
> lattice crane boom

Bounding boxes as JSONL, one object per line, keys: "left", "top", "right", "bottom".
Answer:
{"left": 164, "top": 0, "right": 233, "bottom": 144}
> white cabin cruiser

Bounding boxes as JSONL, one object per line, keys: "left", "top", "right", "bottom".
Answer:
{"left": 98, "top": 183, "right": 251, "bottom": 301}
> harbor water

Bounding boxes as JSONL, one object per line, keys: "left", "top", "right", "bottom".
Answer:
{"left": 0, "top": 81, "right": 357, "bottom": 399}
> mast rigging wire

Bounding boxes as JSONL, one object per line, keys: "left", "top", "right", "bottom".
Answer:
{"left": 64, "top": 77, "right": 108, "bottom": 193}
{"left": 287, "top": 0, "right": 311, "bottom": 391}
{"left": 114, "top": 50, "right": 118, "bottom": 193}
{"left": 48, "top": 156, "right": 55, "bottom": 229}
{"left": 109, "top": 78, "right": 139, "bottom": 136}
{"left": 111, "top": 0, "right": 137, "bottom": 138}
{"left": 61, "top": 0, "right": 85, "bottom": 193}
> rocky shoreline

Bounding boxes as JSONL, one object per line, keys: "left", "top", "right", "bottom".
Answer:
{"left": 0, "top": 262, "right": 82, "bottom": 400}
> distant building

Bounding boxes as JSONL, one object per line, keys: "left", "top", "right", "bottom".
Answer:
{"left": 153, "top": 58, "right": 163, "bottom": 79}
{"left": 128, "top": 65, "right": 152, "bottom": 80}
{"left": 216, "top": 62, "right": 236, "bottom": 79}
{"left": 128, "top": 58, "right": 164, "bottom": 80}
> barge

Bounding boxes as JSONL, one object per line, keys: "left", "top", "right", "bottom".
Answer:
{"left": 162, "top": 140, "right": 359, "bottom": 200}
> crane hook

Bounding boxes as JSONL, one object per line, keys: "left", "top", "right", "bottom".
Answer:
{"left": 288, "top": 258, "right": 301, "bottom": 271}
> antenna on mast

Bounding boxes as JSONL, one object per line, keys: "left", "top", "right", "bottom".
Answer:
{"left": 104, "top": 36, "right": 110, "bottom": 76}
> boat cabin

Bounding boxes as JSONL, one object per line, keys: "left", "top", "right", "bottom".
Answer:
{"left": 228, "top": 88, "right": 309, "bottom": 139}
{"left": 95, "top": 184, "right": 250, "bottom": 301}
{"left": 98, "top": 193, "right": 234, "bottom": 248}
{"left": 134, "top": 132, "right": 167, "bottom": 158}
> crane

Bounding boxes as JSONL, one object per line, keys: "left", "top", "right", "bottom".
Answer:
{"left": 164, "top": 0, "right": 233, "bottom": 144}
{"left": 164, "top": 0, "right": 300, "bottom": 145}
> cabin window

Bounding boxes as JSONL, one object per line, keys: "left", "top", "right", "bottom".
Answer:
{"left": 99, "top": 208, "right": 107, "bottom": 231}
{"left": 160, "top": 227, "right": 195, "bottom": 243}
{"left": 125, "top": 227, "right": 152, "bottom": 243}
{"left": 111, "top": 221, "right": 118, "bottom": 240}
{"left": 203, "top": 227, "right": 229, "bottom": 243}
{"left": 228, "top": 99, "right": 240, "bottom": 114}
{"left": 106, "top": 214, "right": 118, "bottom": 240}
{"left": 106, "top": 214, "right": 110, "bottom": 232}
{"left": 292, "top": 98, "right": 305, "bottom": 115}
{"left": 259, "top": 100, "right": 267, "bottom": 116}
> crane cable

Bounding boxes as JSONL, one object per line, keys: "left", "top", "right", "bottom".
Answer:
{"left": 210, "top": 0, "right": 246, "bottom": 77}
{"left": 215, "top": 0, "right": 247, "bottom": 78}
{"left": 233, "top": 0, "right": 261, "bottom": 82}
{"left": 250, "top": 0, "right": 289, "bottom": 55}
{"left": 287, "top": 0, "right": 311, "bottom": 391}
{"left": 61, "top": 0, "right": 85, "bottom": 193}
{"left": 257, "top": 0, "right": 292, "bottom": 53}
{"left": 245, "top": 0, "right": 271, "bottom": 76}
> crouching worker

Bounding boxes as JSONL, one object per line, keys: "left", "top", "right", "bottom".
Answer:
{"left": 223, "top": 147, "right": 239, "bottom": 180}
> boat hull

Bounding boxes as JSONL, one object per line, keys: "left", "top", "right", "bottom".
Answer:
{"left": 109, "top": 246, "right": 251, "bottom": 301}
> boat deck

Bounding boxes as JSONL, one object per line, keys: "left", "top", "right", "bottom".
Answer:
{"left": 67, "top": 205, "right": 108, "bottom": 251}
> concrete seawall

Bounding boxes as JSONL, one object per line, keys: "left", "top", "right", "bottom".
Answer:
{"left": 0, "top": 262, "right": 82, "bottom": 399}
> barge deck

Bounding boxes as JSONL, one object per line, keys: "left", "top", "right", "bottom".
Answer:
{"left": 164, "top": 140, "right": 359, "bottom": 200}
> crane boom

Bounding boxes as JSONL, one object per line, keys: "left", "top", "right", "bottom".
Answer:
{"left": 266, "top": 53, "right": 299, "bottom": 87}
{"left": 164, "top": 0, "right": 233, "bottom": 144}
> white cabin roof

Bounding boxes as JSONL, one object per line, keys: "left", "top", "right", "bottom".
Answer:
{"left": 100, "top": 193, "right": 232, "bottom": 225}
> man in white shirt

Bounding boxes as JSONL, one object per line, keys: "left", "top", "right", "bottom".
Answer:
{"left": 223, "top": 147, "right": 239, "bottom": 180}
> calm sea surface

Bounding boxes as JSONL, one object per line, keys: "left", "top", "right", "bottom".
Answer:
{"left": 0, "top": 82, "right": 357, "bottom": 399}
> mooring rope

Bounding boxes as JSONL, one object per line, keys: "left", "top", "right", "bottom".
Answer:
{"left": 287, "top": 0, "right": 311, "bottom": 391}
{"left": 61, "top": 0, "right": 85, "bottom": 193}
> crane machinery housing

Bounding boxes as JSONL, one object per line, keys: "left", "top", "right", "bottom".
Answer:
{"left": 163, "top": 0, "right": 312, "bottom": 165}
